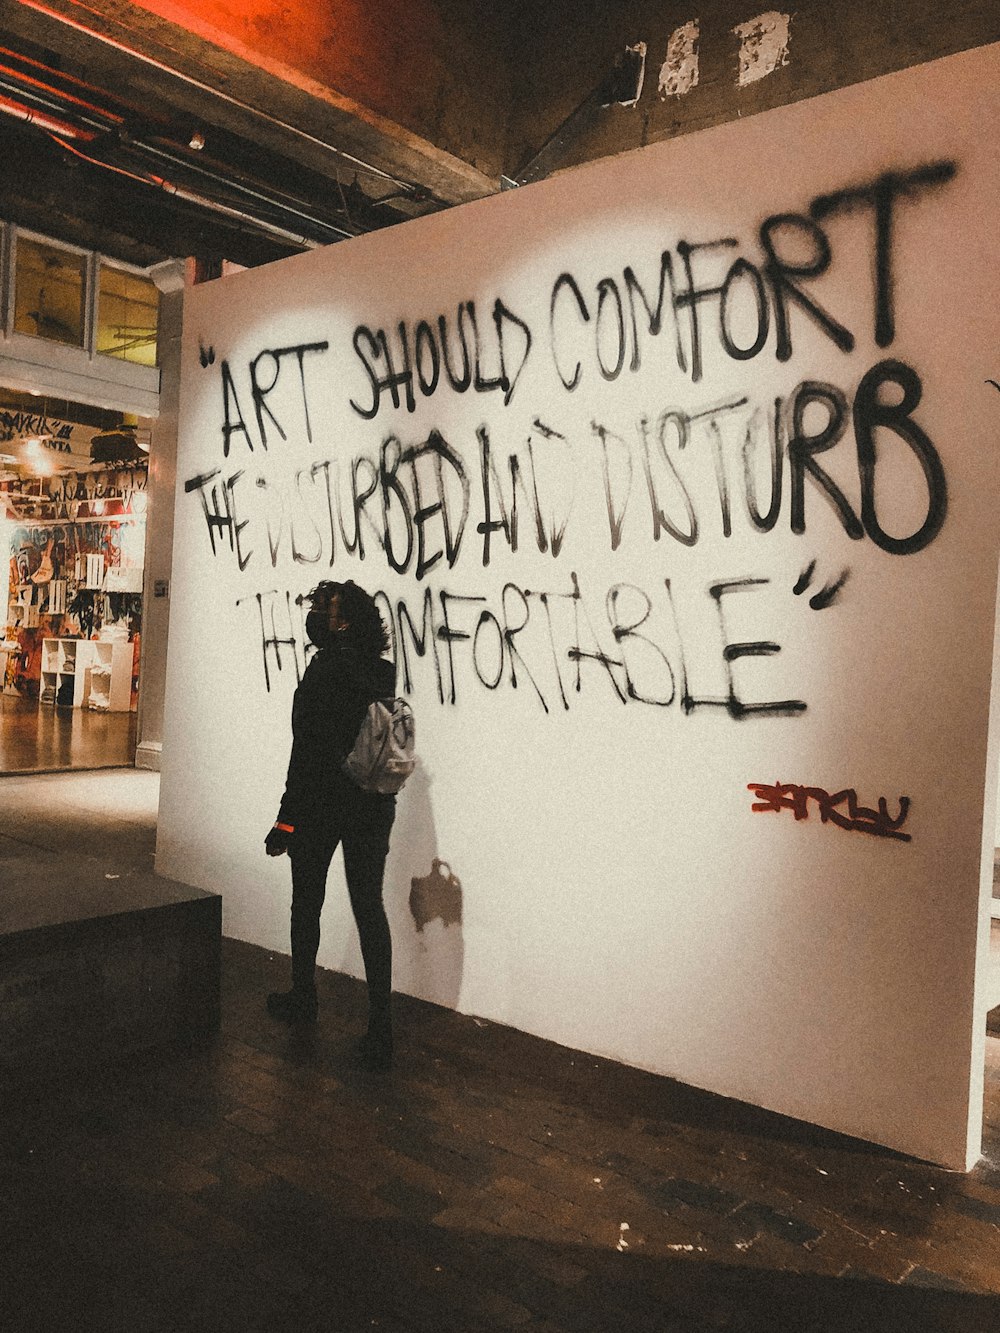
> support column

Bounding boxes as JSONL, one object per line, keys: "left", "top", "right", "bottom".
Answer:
{"left": 136, "top": 258, "right": 188, "bottom": 771}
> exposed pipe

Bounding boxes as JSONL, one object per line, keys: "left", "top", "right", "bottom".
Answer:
{"left": 0, "top": 70, "right": 115, "bottom": 137}
{"left": 0, "top": 90, "right": 96, "bottom": 140}
{"left": 18, "top": 0, "right": 444, "bottom": 203}
{"left": 0, "top": 52, "right": 358, "bottom": 243}
{"left": 0, "top": 51, "right": 124, "bottom": 129}
{"left": 134, "top": 138, "right": 356, "bottom": 241}
{"left": 50, "top": 133, "right": 327, "bottom": 249}
{"left": 0, "top": 71, "right": 403, "bottom": 245}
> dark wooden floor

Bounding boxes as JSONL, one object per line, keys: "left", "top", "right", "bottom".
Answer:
{"left": 0, "top": 693, "right": 137, "bottom": 773}
{"left": 3, "top": 770, "right": 1000, "bottom": 1331}
{"left": 2, "top": 941, "right": 1000, "bottom": 1332}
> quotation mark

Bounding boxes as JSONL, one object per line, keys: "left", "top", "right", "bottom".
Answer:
{"left": 794, "top": 560, "right": 849, "bottom": 610}
{"left": 199, "top": 339, "right": 216, "bottom": 368}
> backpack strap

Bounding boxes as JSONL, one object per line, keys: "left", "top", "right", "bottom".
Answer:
{"left": 357, "top": 698, "right": 394, "bottom": 790}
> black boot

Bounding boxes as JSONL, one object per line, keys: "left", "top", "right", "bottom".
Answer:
{"left": 266, "top": 988, "right": 318, "bottom": 1024}
{"left": 267, "top": 938, "right": 319, "bottom": 1024}
{"left": 351, "top": 992, "right": 392, "bottom": 1069}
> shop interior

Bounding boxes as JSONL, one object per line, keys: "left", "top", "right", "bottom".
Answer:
{"left": 0, "top": 394, "right": 149, "bottom": 772}
{"left": 0, "top": 232, "right": 159, "bottom": 774}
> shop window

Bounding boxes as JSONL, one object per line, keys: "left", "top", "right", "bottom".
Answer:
{"left": 97, "top": 264, "right": 159, "bottom": 366}
{"left": 13, "top": 237, "right": 86, "bottom": 347}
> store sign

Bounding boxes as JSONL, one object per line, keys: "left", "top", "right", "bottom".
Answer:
{"left": 0, "top": 410, "right": 76, "bottom": 444}
{"left": 0, "top": 413, "right": 96, "bottom": 473}
{"left": 160, "top": 45, "right": 1000, "bottom": 1169}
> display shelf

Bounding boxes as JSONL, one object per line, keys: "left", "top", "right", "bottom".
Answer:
{"left": 81, "top": 641, "right": 132, "bottom": 712}
{"left": 40, "top": 638, "right": 133, "bottom": 711}
{"left": 41, "top": 638, "right": 84, "bottom": 707}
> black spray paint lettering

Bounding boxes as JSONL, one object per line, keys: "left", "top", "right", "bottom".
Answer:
{"left": 218, "top": 342, "right": 330, "bottom": 457}
{"left": 547, "top": 162, "right": 957, "bottom": 392}
{"left": 379, "top": 436, "right": 415, "bottom": 573}
{"left": 255, "top": 464, "right": 340, "bottom": 569}
{"left": 606, "top": 583, "right": 677, "bottom": 706}
{"left": 810, "top": 161, "right": 957, "bottom": 348}
{"left": 787, "top": 360, "right": 948, "bottom": 556}
{"left": 202, "top": 162, "right": 958, "bottom": 460}
{"left": 203, "top": 433, "right": 471, "bottom": 577}
{"left": 234, "top": 575, "right": 720, "bottom": 709}
{"left": 592, "top": 421, "right": 634, "bottom": 551}
{"left": 787, "top": 381, "right": 864, "bottom": 541}
{"left": 348, "top": 299, "right": 532, "bottom": 419}
{"left": 398, "top": 430, "right": 471, "bottom": 580}
{"left": 742, "top": 399, "right": 783, "bottom": 533}
{"left": 853, "top": 359, "right": 947, "bottom": 555}
{"left": 185, "top": 358, "right": 947, "bottom": 581}
{"left": 675, "top": 237, "right": 743, "bottom": 383}
{"left": 792, "top": 560, "right": 849, "bottom": 610}
{"left": 183, "top": 468, "right": 253, "bottom": 571}
{"left": 589, "top": 365, "right": 944, "bottom": 554}
{"left": 435, "top": 584, "right": 550, "bottom": 711}
{"left": 476, "top": 424, "right": 550, "bottom": 568}
{"left": 527, "top": 418, "right": 575, "bottom": 558}
{"left": 637, "top": 410, "right": 699, "bottom": 547}
{"left": 247, "top": 572, "right": 806, "bottom": 718}
{"left": 235, "top": 589, "right": 307, "bottom": 693}
{"left": 758, "top": 214, "right": 854, "bottom": 362}
{"left": 392, "top": 586, "right": 445, "bottom": 704}
{"left": 709, "top": 578, "right": 806, "bottom": 718}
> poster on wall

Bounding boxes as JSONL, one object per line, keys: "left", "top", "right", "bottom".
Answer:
{"left": 159, "top": 44, "right": 1000, "bottom": 1169}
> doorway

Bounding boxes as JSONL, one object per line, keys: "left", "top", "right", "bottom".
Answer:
{"left": 1, "top": 391, "right": 148, "bottom": 773}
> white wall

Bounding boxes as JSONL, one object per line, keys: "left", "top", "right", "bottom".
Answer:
{"left": 158, "top": 44, "right": 1000, "bottom": 1169}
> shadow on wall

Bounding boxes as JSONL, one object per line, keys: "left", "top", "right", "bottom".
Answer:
{"left": 387, "top": 758, "right": 465, "bottom": 1012}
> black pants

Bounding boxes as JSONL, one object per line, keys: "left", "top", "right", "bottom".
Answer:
{"left": 289, "top": 795, "right": 396, "bottom": 1035}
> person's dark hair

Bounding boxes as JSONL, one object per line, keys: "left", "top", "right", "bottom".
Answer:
{"left": 307, "top": 579, "right": 390, "bottom": 657}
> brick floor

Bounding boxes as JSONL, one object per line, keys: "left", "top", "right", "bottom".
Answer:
{"left": 3, "top": 770, "right": 1000, "bottom": 1331}
{"left": 2, "top": 937, "right": 1000, "bottom": 1331}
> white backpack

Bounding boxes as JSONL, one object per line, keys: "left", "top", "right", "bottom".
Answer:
{"left": 343, "top": 698, "right": 416, "bottom": 794}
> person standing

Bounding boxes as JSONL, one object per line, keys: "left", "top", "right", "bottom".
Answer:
{"left": 265, "top": 580, "right": 397, "bottom": 1071}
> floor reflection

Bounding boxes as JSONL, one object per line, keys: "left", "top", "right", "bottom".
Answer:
{"left": 0, "top": 694, "right": 137, "bottom": 773}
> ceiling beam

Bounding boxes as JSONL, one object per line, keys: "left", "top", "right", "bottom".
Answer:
{"left": 7, "top": 0, "right": 501, "bottom": 206}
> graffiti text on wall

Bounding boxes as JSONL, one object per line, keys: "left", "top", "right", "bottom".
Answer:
{"left": 183, "top": 161, "right": 958, "bottom": 710}
{"left": 748, "top": 782, "right": 912, "bottom": 841}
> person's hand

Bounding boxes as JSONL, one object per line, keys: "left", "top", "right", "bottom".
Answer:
{"left": 265, "top": 825, "right": 291, "bottom": 857}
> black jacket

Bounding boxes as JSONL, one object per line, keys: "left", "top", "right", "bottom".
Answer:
{"left": 277, "top": 644, "right": 395, "bottom": 830}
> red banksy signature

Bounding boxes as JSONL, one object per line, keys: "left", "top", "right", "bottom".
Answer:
{"left": 748, "top": 783, "right": 912, "bottom": 842}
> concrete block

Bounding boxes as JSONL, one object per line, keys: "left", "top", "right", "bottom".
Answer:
{"left": 0, "top": 847, "right": 220, "bottom": 1079}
